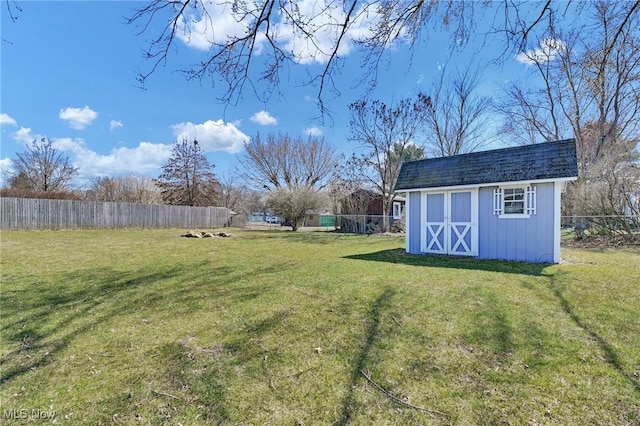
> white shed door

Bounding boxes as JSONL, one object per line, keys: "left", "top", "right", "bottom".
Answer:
{"left": 423, "top": 190, "right": 477, "bottom": 256}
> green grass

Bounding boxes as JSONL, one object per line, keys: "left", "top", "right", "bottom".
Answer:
{"left": 1, "top": 229, "right": 639, "bottom": 425}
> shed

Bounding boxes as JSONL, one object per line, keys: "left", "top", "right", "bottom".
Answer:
{"left": 394, "top": 139, "right": 578, "bottom": 263}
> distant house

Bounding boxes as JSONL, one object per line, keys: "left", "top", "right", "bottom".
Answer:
{"left": 338, "top": 189, "right": 406, "bottom": 233}
{"left": 340, "top": 188, "right": 405, "bottom": 218}
{"left": 304, "top": 210, "right": 336, "bottom": 227}
{"left": 250, "top": 211, "right": 281, "bottom": 224}
{"left": 394, "top": 139, "right": 578, "bottom": 263}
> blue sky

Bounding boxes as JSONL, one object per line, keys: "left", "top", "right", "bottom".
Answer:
{"left": 0, "top": 1, "right": 539, "bottom": 188}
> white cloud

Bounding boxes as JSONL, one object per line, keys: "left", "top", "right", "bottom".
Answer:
{"left": 59, "top": 106, "right": 98, "bottom": 130}
{"left": 250, "top": 110, "right": 278, "bottom": 126}
{"left": 171, "top": 119, "right": 250, "bottom": 154}
{"left": 305, "top": 126, "right": 324, "bottom": 137}
{"left": 0, "top": 158, "right": 14, "bottom": 187}
{"left": 176, "top": 1, "right": 382, "bottom": 64}
{"left": 13, "top": 127, "right": 40, "bottom": 145}
{"left": 0, "top": 158, "right": 14, "bottom": 184}
{"left": 516, "top": 38, "right": 566, "bottom": 65}
{"left": 53, "top": 137, "right": 173, "bottom": 178}
{"left": 110, "top": 120, "right": 124, "bottom": 131}
{"left": 176, "top": 2, "right": 264, "bottom": 51}
{"left": 0, "top": 113, "right": 17, "bottom": 126}
{"left": 9, "top": 127, "right": 172, "bottom": 179}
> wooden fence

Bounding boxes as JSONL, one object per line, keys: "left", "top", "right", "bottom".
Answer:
{"left": 0, "top": 197, "right": 231, "bottom": 230}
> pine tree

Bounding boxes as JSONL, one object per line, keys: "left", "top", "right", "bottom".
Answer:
{"left": 154, "top": 139, "right": 220, "bottom": 206}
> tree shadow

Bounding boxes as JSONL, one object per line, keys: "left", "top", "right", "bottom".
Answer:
{"left": 464, "top": 286, "right": 515, "bottom": 363}
{"left": 337, "top": 288, "right": 395, "bottom": 425}
{"left": 1, "top": 265, "right": 189, "bottom": 384}
{"left": 0, "top": 259, "right": 290, "bottom": 386}
{"left": 548, "top": 275, "right": 640, "bottom": 394}
{"left": 343, "top": 248, "right": 548, "bottom": 276}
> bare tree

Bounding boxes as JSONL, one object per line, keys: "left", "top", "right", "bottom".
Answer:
{"left": 348, "top": 94, "right": 430, "bottom": 231}
{"left": 217, "top": 172, "right": 265, "bottom": 217}
{"left": 238, "top": 132, "right": 337, "bottom": 229}
{"left": 496, "top": 0, "right": 640, "bottom": 232}
{"left": 126, "top": 1, "right": 638, "bottom": 111}
{"left": 239, "top": 133, "right": 336, "bottom": 191}
{"left": 425, "top": 66, "right": 493, "bottom": 157}
{"left": 9, "top": 138, "right": 78, "bottom": 192}
{"left": 154, "top": 139, "right": 220, "bottom": 206}
{"left": 87, "top": 175, "right": 163, "bottom": 204}
{"left": 265, "top": 186, "right": 321, "bottom": 231}
{"left": 328, "top": 154, "right": 376, "bottom": 224}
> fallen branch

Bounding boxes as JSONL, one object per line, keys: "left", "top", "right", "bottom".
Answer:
{"left": 151, "top": 390, "right": 181, "bottom": 400}
{"left": 360, "top": 369, "right": 447, "bottom": 417}
{"left": 264, "top": 355, "right": 277, "bottom": 392}
{"left": 390, "top": 315, "right": 403, "bottom": 327}
{"left": 86, "top": 352, "right": 115, "bottom": 357}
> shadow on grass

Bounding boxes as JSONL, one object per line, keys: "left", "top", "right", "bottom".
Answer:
{"left": 338, "top": 288, "right": 395, "bottom": 425}
{"left": 0, "top": 260, "right": 288, "bottom": 387}
{"left": 464, "top": 286, "right": 515, "bottom": 363}
{"left": 549, "top": 278, "right": 640, "bottom": 394}
{"left": 343, "top": 249, "right": 548, "bottom": 276}
{"left": 0, "top": 265, "right": 190, "bottom": 385}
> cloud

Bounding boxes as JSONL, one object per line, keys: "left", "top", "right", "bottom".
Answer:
{"left": 516, "top": 38, "right": 566, "bottom": 65}
{"left": 176, "top": 1, "right": 381, "bottom": 64}
{"left": 53, "top": 137, "right": 173, "bottom": 178}
{"left": 0, "top": 113, "right": 17, "bottom": 126}
{"left": 59, "top": 106, "right": 98, "bottom": 130}
{"left": 0, "top": 158, "right": 14, "bottom": 185}
{"left": 9, "top": 127, "right": 171, "bottom": 179}
{"left": 176, "top": 2, "right": 265, "bottom": 51}
{"left": 305, "top": 126, "right": 324, "bottom": 137}
{"left": 250, "top": 110, "right": 278, "bottom": 126}
{"left": 13, "top": 127, "right": 40, "bottom": 145}
{"left": 171, "top": 119, "right": 250, "bottom": 154}
{"left": 110, "top": 120, "right": 123, "bottom": 131}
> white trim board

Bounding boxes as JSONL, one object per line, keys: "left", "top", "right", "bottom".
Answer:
{"left": 399, "top": 176, "right": 577, "bottom": 194}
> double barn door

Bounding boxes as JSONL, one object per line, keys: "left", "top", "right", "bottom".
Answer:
{"left": 423, "top": 190, "right": 477, "bottom": 256}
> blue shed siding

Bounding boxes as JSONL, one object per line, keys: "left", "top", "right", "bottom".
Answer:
{"left": 478, "top": 183, "right": 555, "bottom": 262}
{"left": 426, "top": 193, "right": 445, "bottom": 221}
{"left": 450, "top": 192, "right": 471, "bottom": 222}
{"left": 407, "top": 192, "right": 422, "bottom": 254}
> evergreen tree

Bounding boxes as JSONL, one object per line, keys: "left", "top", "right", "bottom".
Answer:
{"left": 154, "top": 139, "right": 220, "bottom": 206}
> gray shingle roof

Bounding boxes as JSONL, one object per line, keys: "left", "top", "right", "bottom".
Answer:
{"left": 395, "top": 139, "right": 578, "bottom": 191}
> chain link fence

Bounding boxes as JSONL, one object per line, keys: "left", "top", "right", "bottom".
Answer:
{"left": 562, "top": 215, "right": 640, "bottom": 238}
{"left": 231, "top": 214, "right": 404, "bottom": 234}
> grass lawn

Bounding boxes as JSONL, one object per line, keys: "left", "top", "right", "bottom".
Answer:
{"left": 1, "top": 229, "right": 639, "bottom": 425}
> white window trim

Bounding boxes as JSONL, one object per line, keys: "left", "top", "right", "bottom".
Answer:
{"left": 392, "top": 201, "right": 403, "bottom": 219}
{"left": 494, "top": 184, "right": 536, "bottom": 219}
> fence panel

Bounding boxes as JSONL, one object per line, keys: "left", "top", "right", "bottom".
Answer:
{"left": 562, "top": 215, "right": 640, "bottom": 237}
{"left": 0, "top": 197, "right": 231, "bottom": 230}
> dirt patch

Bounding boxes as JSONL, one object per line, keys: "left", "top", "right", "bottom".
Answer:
{"left": 562, "top": 234, "right": 640, "bottom": 249}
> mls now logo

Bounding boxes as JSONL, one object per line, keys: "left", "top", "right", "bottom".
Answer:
{"left": 3, "top": 409, "right": 56, "bottom": 420}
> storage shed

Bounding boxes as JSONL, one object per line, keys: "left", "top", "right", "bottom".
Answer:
{"left": 394, "top": 139, "right": 578, "bottom": 263}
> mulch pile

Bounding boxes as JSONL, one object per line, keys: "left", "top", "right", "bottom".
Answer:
{"left": 562, "top": 234, "right": 640, "bottom": 249}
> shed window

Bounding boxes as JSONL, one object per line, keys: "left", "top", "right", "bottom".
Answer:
{"left": 493, "top": 185, "right": 536, "bottom": 218}
{"left": 504, "top": 188, "right": 525, "bottom": 214}
{"left": 392, "top": 201, "right": 404, "bottom": 219}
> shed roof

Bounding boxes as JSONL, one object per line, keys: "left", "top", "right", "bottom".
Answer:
{"left": 395, "top": 139, "right": 578, "bottom": 191}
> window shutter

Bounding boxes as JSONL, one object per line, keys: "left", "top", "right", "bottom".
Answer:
{"left": 526, "top": 185, "right": 536, "bottom": 215}
{"left": 493, "top": 188, "right": 503, "bottom": 215}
